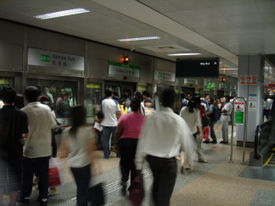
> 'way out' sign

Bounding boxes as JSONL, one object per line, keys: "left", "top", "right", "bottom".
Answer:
{"left": 234, "top": 101, "right": 245, "bottom": 125}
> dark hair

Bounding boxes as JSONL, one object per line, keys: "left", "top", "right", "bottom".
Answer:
{"left": 142, "top": 91, "right": 150, "bottom": 98}
{"left": 187, "top": 97, "right": 197, "bottom": 113}
{"left": 130, "top": 98, "right": 141, "bottom": 112}
{"left": 15, "top": 94, "right": 25, "bottom": 109}
{"left": 134, "top": 91, "right": 142, "bottom": 101}
{"left": 0, "top": 87, "right": 16, "bottom": 103}
{"left": 209, "top": 98, "right": 214, "bottom": 104}
{"left": 105, "top": 89, "right": 113, "bottom": 97}
{"left": 25, "top": 86, "right": 41, "bottom": 102}
{"left": 69, "top": 105, "right": 86, "bottom": 136}
{"left": 160, "top": 88, "right": 176, "bottom": 108}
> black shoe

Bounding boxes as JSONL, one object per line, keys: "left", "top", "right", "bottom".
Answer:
{"left": 220, "top": 141, "right": 228, "bottom": 144}
{"left": 19, "top": 197, "right": 30, "bottom": 204}
{"left": 120, "top": 183, "right": 127, "bottom": 196}
{"left": 203, "top": 139, "right": 211, "bottom": 144}
{"left": 210, "top": 140, "right": 217, "bottom": 144}
{"left": 39, "top": 198, "right": 48, "bottom": 206}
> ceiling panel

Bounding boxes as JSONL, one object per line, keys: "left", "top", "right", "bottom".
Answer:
{"left": 139, "top": 0, "right": 275, "bottom": 55}
{"left": 0, "top": 0, "right": 217, "bottom": 62}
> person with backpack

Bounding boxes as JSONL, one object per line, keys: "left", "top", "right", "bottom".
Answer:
{"left": 206, "top": 98, "right": 221, "bottom": 144}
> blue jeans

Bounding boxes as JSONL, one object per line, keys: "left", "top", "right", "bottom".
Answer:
{"left": 102, "top": 126, "right": 116, "bottom": 159}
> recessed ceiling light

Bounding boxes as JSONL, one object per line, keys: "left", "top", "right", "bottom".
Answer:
{"left": 167, "top": 52, "right": 201, "bottom": 56}
{"left": 34, "top": 8, "right": 90, "bottom": 20}
{"left": 219, "top": 68, "right": 238, "bottom": 71}
{"left": 118, "top": 36, "right": 160, "bottom": 42}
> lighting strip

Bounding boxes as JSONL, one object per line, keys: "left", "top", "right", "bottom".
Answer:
{"left": 34, "top": 8, "right": 90, "bottom": 20}
{"left": 118, "top": 36, "right": 160, "bottom": 42}
{"left": 168, "top": 52, "right": 201, "bottom": 56}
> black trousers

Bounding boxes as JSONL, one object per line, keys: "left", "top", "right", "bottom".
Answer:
{"left": 71, "top": 165, "right": 91, "bottom": 206}
{"left": 118, "top": 138, "right": 138, "bottom": 185}
{"left": 21, "top": 156, "right": 50, "bottom": 200}
{"left": 146, "top": 155, "right": 177, "bottom": 206}
{"left": 209, "top": 119, "right": 217, "bottom": 141}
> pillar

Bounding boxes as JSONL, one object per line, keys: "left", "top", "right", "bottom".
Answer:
{"left": 236, "top": 55, "right": 264, "bottom": 147}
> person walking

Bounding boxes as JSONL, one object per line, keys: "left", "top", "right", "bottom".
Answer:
{"left": 135, "top": 88, "right": 194, "bottom": 206}
{"left": 59, "top": 105, "right": 96, "bottom": 206}
{"left": 115, "top": 98, "right": 145, "bottom": 196}
{"left": 0, "top": 87, "right": 28, "bottom": 206}
{"left": 101, "top": 89, "right": 121, "bottom": 159}
{"left": 21, "top": 86, "right": 56, "bottom": 205}
{"left": 180, "top": 97, "right": 207, "bottom": 169}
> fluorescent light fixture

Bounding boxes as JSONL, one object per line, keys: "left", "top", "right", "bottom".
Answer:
{"left": 168, "top": 52, "right": 201, "bottom": 56}
{"left": 118, "top": 36, "right": 160, "bottom": 42}
{"left": 34, "top": 8, "right": 90, "bottom": 20}
{"left": 219, "top": 68, "right": 238, "bottom": 71}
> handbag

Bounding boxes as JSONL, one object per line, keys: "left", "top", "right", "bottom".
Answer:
{"left": 88, "top": 182, "right": 106, "bottom": 206}
{"left": 128, "top": 173, "right": 145, "bottom": 206}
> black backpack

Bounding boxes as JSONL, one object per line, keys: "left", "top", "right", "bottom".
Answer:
{"left": 212, "top": 105, "right": 221, "bottom": 122}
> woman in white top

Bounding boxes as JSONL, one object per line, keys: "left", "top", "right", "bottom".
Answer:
{"left": 59, "top": 105, "right": 95, "bottom": 206}
{"left": 180, "top": 97, "right": 207, "bottom": 171}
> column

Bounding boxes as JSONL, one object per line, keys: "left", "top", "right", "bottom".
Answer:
{"left": 236, "top": 55, "right": 264, "bottom": 146}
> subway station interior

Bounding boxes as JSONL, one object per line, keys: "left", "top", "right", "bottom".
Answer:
{"left": 0, "top": 0, "right": 275, "bottom": 206}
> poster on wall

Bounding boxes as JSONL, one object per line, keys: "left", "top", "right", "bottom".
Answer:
{"left": 248, "top": 94, "right": 257, "bottom": 111}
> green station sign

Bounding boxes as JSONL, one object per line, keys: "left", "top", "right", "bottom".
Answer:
{"left": 40, "top": 54, "right": 51, "bottom": 62}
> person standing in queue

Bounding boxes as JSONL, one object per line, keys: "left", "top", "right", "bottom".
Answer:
{"left": 220, "top": 96, "right": 233, "bottom": 144}
{"left": 115, "top": 98, "right": 145, "bottom": 196}
{"left": 101, "top": 89, "right": 121, "bottom": 159}
{"left": 135, "top": 88, "right": 194, "bottom": 206}
{"left": 0, "top": 87, "right": 28, "bottom": 206}
{"left": 21, "top": 86, "right": 56, "bottom": 205}
{"left": 59, "top": 105, "right": 96, "bottom": 206}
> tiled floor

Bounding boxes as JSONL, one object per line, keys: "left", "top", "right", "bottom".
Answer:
{"left": 2, "top": 125, "right": 275, "bottom": 206}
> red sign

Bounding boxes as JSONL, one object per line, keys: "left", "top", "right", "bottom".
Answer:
{"left": 240, "top": 75, "right": 257, "bottom": 85}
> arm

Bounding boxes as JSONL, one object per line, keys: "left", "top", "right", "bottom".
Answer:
{"left": 58, "top": 139, "right": 69, "bottom": 159}
{"left": 115, "top": 123, "right": 123, "bottom": 140}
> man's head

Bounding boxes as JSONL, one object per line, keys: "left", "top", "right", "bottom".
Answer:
{"left": 25, "top": 86, "right": 41, "bottom": 103}
{"left": 160, "top": 88, "right": 176, "bottom": 108}
{"left": 225, "top": 96, "right": 230, "bottom": 103}
{"left": 105, "top": 89, "right": 114, "bottom": 98}
{"left": 0, "top": 87, "right": 16, "bottom": 104}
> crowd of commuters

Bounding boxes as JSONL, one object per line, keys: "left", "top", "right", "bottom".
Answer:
{"left": 0, "top": 84, "right": 255, "bottom": 206}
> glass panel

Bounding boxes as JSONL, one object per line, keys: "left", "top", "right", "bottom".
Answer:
{"left": 27, "top": 78, "right": 77, "bottom": 125}
{"left": 0, "top": 78, "right": 14, "bottom": 90}
{"left": 85, "top": 83, "right": 103, "bottom": 123}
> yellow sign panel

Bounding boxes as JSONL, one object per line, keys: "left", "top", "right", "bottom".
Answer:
{"left": 86, "top": 83, "right": 101, "bottom": 89}
{"left": 0, "top": 79, "right": 9, "bottom": 85}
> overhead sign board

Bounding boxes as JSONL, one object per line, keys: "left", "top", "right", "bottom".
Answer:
{"left": 154, "top": 71, "right": 175, "bottom": 82}
{"left": 176, "top": 58, "right": 219, "bottom": 77}
{"left": 108, "top": 62, "right": 140, "bottom": 78}
{"left": 28, "top": 48, "right": 84, "bottom": 71}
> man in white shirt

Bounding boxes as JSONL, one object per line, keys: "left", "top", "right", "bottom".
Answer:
{"left": 135, "top": 88, "right": 194, "bottom": 206}
{"left": 220, "top": 96, "right": 233, "bottom": 144}
{"left": 21, "top": 86, "right": 56, "bottom": 205}
{"left": 101, "top": 89, "right": 121, "bottom": 159}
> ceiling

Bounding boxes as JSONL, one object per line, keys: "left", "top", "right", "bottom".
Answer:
{"left": 0, "top": 0, "right": 274, "bottom": 78}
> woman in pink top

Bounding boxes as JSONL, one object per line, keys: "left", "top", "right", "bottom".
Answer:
{"left": 115, "top": 98, "right": 145, "bottom": 196}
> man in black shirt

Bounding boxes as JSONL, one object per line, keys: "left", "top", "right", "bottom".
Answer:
{"left": 0, "top": 87, "right": 28, "bottom": 206}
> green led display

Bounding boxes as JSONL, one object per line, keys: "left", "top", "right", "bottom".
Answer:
{"left": 40, "top": 54, "right": 51, "bottom": 62}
